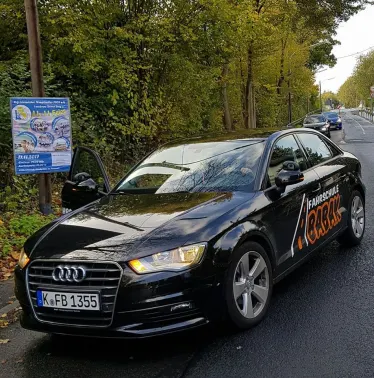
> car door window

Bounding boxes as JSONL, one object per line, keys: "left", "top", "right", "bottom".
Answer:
{"left": 297, "top": 133, "right": 332, "bottom": 167}
{"left": 267, "top": 135, "right": 307, "bottom": 186}
{"left": 71, "top": 148, "right": 108, "bottom": 192}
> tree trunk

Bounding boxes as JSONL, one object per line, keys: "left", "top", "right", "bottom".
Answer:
{"left": 222, "top": 64, "right": 233, "bottom": 131}
{"left": 277, "top": 39, "right": 287, "bottom": 95}
{"left": 244, "top": 46, "right": 256, "bottom": 129}
{"left": 239, "top": 59, "right": 246, "bottom": 127}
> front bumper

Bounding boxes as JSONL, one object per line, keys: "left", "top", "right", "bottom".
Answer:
{"left": 329, "top": 122, "right": 342, "bottom": 129}
{"left": 15, "top": 260, "right": 224, "bottom": 339}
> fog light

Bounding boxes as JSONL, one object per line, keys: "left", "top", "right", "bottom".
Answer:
{"left": 171, "top": 302, "right": 193, "bottom": 312}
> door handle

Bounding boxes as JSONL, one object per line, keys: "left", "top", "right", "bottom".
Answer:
{"left": 311, "top": 183, "right": 321, "bottom": 193}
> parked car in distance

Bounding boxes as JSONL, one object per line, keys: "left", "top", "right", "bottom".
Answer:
{"left": 303, "top": 114, "right": 331, "bottom": 138}
{"left": 15, "top": 129, "right": 365, "bottom": 339}
{"left": 323, "top": 111, "right": 342, "bottom": 130}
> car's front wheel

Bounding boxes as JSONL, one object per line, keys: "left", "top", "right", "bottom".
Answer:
{"left": 225, "top": 241, "right": 273, "bottom": 329}
{"left": 337, "top": 190, "right": 365, "bottom": 246}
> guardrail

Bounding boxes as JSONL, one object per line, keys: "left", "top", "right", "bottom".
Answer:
{"left": 358, "top": 108, "right": 374, "bottom": 122}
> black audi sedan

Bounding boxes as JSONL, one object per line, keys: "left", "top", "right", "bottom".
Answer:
{"left": 302, "top": 114, "right": 331, "bottom": 138}
{"left": 15, "top": 128, "right": 365, "bottom": 338}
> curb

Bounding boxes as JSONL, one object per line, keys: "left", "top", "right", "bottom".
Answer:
{"left": 0, "top": 300, "right": 20, "bottom": 315}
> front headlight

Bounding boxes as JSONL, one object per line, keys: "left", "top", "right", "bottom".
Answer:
{"left": 321, "top": 126, "right": 327, "bottom": 131}
{"left": 18, "top": 248, "right": 30, "bottom": 269}
{"left": 129, "top": 243, "right": 206, "bottom": 274}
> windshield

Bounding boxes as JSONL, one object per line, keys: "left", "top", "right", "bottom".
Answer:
{"left": 324, "top": 112, "right": 339, "bottom": 118}
{"left": 305, "top": 115, "right": 326, "bottom": 124}
{"left": 115, "top": 141, "right": 265, "bottom": 194}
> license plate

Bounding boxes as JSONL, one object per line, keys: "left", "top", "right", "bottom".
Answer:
{"left": 36, "top": 290, "right": 100, "bottom": 311}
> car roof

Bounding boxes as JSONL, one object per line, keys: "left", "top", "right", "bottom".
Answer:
{"left": 163, "top": 128, "right": 284, "bottom": 148}
{"left": 163, "top": 127, "right": 332, "bottom": 149}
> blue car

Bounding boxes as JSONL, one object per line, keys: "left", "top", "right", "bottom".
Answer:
{"left": 323, "top": 112, "right": 342, "bottom": 130}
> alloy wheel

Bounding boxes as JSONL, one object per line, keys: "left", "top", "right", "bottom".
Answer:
{"left": 351, "top": 195, "right": 365, "bottom": 238}
{"left": 233, "top": 251, "right": 269, "bottom": 319}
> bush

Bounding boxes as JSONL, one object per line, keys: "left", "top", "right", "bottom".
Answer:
{"left": 0, "top": 213, "right": 55, "bottom": 257}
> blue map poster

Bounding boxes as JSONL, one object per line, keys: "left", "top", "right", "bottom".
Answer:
{"left": 10, "top": 98, "right": 72, "bottom": 175}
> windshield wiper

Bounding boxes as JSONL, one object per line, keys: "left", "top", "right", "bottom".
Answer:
{"left": 140, "top": 162, "right": 190, "bottom": 171}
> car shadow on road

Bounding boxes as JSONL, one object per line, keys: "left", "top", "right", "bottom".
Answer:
{"left": 21, "top": 320, "right": 233, "bottom": 378}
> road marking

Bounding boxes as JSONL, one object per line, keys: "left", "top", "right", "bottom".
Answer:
{"left": 344, "top": 115, "right": 366, "bottom": 134}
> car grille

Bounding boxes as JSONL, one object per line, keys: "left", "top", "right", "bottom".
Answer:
{"left": 27, "top": 260, "right": 122, "bottom": 327}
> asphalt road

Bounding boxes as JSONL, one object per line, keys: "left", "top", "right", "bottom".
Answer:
{"left": 0, "top": 280, "right": 14, "bottom": 309}
{"left": 1, "top": 111, "right": 374, "bottom": 378}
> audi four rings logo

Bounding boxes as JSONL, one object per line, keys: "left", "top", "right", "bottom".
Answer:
{"left": 52, "top": 265, "right": 87, "bottom": 283}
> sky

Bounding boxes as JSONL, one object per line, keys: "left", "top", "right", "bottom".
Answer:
{"left": 315, "top": 4, "right": 374, "bottom": 93}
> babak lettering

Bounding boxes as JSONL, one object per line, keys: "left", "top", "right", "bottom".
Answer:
{"left": 291, "top": 185, "right": 342, "bottom": 255}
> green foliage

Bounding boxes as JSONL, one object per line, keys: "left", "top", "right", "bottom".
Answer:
{"left": 0, "top": 213, "right": 55, "bottom": 257}
{"left": 1, "top": 0, "right": 365, "bottom": 158}
{"left": 338, "top": 50, "right": 374, "bottom": 107}
{"left": 0, "top": 0, "right": 369, "bottom": 221}
{"left": 0, "top": 176, "right": 39, "bottom": 213}
{"left": 338, "top": 77, "right": 360, "bottom": 108}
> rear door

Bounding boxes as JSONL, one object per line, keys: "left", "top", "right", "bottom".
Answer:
{"left": 61, "top": 147, "right": 110, "bottom": 212}
{"left": 295, "top": 132, "right": 349, "bottom": 249}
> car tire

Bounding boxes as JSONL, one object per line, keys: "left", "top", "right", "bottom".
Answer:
{"left": 337, "top": 190, "right": 365, "bottom": 247}
{"left": 224, "top": 241, "right": 273, "bottom": 329}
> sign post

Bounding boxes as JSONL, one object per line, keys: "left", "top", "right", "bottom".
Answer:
{"left": 24, "top": 0, "right": 53, "bottom": 214}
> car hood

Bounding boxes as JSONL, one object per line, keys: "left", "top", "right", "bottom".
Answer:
{"left": 27, "top": 191, "right": 253, "bottom": 261}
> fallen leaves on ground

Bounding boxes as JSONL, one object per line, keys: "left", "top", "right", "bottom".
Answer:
{"left": 0, "top": 308, "right": 21, "bottom": 329}
{"left": 0, "top": 339, "right": 10, "bottom": 344}
{"left": 0, "top": 320, "right": 9, "bottom": 329}
{"left": 11, "top": 251, "right": 20, "bottom": 261}
{"left": 0, "top": 254, "right": 18, "bottom": 281}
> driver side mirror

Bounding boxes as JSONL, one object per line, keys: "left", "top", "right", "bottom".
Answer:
{"left": 73, "top": 172, "right": 91, "bottom": 183}
{"left": 76, "top": 178, "right": 99, "bottom": 192}
{"left": 275, "top": 161, "right": 304, "bottom": 192}
{"left": 72, "top": 172, "right": 98, "bottom": 192}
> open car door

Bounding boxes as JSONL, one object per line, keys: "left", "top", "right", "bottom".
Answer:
{"left": 61, "top": 147, "right": 110, "bottom": 213}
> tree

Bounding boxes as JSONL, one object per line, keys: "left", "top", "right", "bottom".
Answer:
{"left": 322, "top": 91, "right": 339, "bottom": 108}
{"left": 338, "top": 50, "right": 374, "bottom": 108}
{"left": 0, "top": 0, "right": 372, "bottom": 171}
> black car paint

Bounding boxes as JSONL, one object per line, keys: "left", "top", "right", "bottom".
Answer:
{"left": 15, "top": 128, "right": 365, "bottom": 338}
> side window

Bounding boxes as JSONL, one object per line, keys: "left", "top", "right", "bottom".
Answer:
{"left": 325, "top": 140, "right": 342, "bottom": 157}
{"left": 267, "top": 135, "right": 307, "bottom": 187}
{"left": 297, "top": 133, "right": 332, "bottom": 167}
{"left": 71, "top": 149, "right": 107, "bottom": 192}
